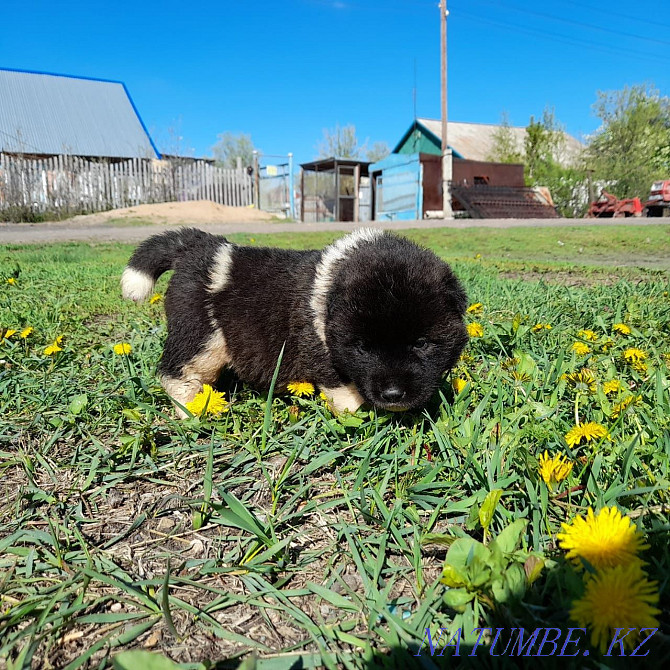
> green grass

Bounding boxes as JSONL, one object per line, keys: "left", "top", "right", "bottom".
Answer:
{"left": 1, "top": 227, "right": 669, "bottom": 669}
{"left": 228, "top": 223, "right": 670, "bottom": 268}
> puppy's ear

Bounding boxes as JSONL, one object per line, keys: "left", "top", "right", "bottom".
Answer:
{"left": 443, "top": 268, "right": 468, "bottom": 315}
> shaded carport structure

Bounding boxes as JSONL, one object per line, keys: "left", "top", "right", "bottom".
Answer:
{"left": 299, "top": 157, "right": 370, "bottom": 222}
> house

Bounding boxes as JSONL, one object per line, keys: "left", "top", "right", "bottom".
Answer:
{"left": 369, "top": 118, "right": 580, "bottom": 220}
{"left": 0, "top": 67, "right": 160, "bottom": 159}
{"left": 393, "top": 118, "right": 582, "bottom": 166}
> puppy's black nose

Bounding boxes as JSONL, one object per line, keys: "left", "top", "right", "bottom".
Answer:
{"left": 381, "top": 387, "right": 406, "bottom": 403}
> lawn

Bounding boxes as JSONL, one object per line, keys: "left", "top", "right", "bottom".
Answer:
{"left": 1, "top": 226, "right": 669, "bottom": 669}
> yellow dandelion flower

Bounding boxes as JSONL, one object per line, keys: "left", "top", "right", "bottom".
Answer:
{"left": 6, "top": 277, "right": 17, "bottom": 285}
{"left": 577, "top": 329, "right": 598, "bottom": 341}
{"left": 474, "top": 253, "right": 482, "bottom": 259}
{"left": 532, "top": 323, "right": 552, "bottom": 333}
{"left": 602, "top": 379, "right": 623, "bottom": 395}
{"left": 501, "top": 357, "right": 519, "bottom": 371}
{"left": 565, "top": 422, "right": 609, "bottom": 448}
{"left": 570, "top": 564, "right": 660, "bottom": 653}
{"left": 467, "top": 322, "right": 484, "bottom": 338}
{"left": 19, "top": 326, "right": 34, "bottom": 339}
{"left": 572, "top": 341, "right": 590, "bottom": 356}
{"left": 538, "top": 451, "right": 573, "bottom": 490}
{"left": 2, "top": 329, "right": 17, "bottom": 339}
{"left": 43, "top": 338, "right": 63, "bottom": 356}
{"left": 581, "top": 422, "right": 609, "bottom": 443}
{"left": 564, "top": 368, "right": 597, "bottom": 394}
{"left": 452, "top": 377, "right": 467, "bottom": 394}
{"left": 319, "top": 391, "right": 329, "bottom": 402}
{"left": 622, "top": 348, "right": 648, "bottom": 374}
{"left": 113, "top": 343, "right": 132, "bottom": 355}
{"left": 185, "top": 384, "right": 229, "bottom": 416}
{"left": 149, "top": 293, "right": 162, "bottom": 304}
{"left": 287, "top": 381, "right": 315, "bottom": 397}
{"left": 623, "top": 347, "right": 647, "bottom": 364}
{"left": 512, "top": 370, "right": 532, "bottom": 383}
{"left": 611, "top": 395, "right": 642, "bottom": 419}
{"left": 558, "top": 506, "right": 648, "bottom": 571}
{"left": 613, "top": 323, "right": 631, "bottom": 335}
{"left": 466, "top": 302, "right": 483, "bottom": 314}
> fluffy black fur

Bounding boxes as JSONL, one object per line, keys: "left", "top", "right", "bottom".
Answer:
{"left": 325, "top": 236, "right": 468, "bottom": 410}
{"left": 122, "top": 227, "right": 468, "bottom": 412}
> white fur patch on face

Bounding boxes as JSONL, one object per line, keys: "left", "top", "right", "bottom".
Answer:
{"left": 161, "top": 329, "right": 232, "bottom": 418}
{"left": 311, "top": 228, "right": 383, "bottom": 345}
{"left": 121, "top": 267, "right": 155, "bottom": 302}
{"left": 320, "top": 383, "right": 365, "bottom": 414}
{"left": 208, "top": 242, "right": 234, "bottom": 293}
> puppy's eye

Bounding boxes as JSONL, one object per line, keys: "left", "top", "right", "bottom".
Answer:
{"left": 413, "top": 338, "right": 429, "bottom": 350}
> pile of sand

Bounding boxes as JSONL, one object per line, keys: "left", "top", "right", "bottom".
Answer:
{"left": 69, "top": 200, "right": 275, "bottom": 227}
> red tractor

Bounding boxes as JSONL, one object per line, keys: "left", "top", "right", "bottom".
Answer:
{"left": 644, "top": 180, "right": 670, "bottom": 217}
{"left": 586, "top": 190, "right": 642, "bottom": 218}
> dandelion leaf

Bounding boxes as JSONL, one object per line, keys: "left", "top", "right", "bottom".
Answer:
{"left": 442, "top": 587, "right": 474, "bottom": 612}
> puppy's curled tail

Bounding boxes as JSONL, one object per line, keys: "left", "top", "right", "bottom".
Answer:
{"left": 121, "top": 228, "right": 215, "bottom": 302}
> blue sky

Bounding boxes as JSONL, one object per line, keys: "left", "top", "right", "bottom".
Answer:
{"left": 2, "top": 0, "right": 668, "bottom": 166}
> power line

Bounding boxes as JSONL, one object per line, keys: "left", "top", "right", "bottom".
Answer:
{"left": 472, "top": 0, "right": 670, "bottom": 48}
{"left": 559, "top": 0, "right": 670, "bottom": 33}
{"left": 457, "top": 9, "right": 670, "bottom": 66}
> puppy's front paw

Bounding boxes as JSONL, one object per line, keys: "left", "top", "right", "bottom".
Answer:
{"left": 160, "top": 376, "right": 203, "bottom": 419}
{"left": 320, "top": 383, "right": 365, "bottom": 414}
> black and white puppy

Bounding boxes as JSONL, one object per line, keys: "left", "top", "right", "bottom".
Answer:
{"left": 121, "top": 228, "right": 468, "bottom": 416}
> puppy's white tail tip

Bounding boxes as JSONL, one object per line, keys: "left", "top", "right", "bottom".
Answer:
{"left": 121, "top": 267, "right": 155, "bottom": 302}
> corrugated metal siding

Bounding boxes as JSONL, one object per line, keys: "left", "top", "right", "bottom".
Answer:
{"left": 0, "top": 69, "right": 159, "bottom": 158}
{"left": 370, "top": 153, "right": 422, "bottom": 220}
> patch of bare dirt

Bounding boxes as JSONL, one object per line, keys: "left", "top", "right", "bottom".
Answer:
{"left": 499, "top": 270, "right": 623, "bottom": 286}
{"left": 1, "top": 433, "right": 431, "bottom": 668}
{"left": 60, "top": 200, "right": 275, "bottom": 228}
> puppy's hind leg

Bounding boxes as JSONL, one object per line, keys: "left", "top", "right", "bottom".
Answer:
{"left": 159, "top": 328, "right": 231, "bottom": 418}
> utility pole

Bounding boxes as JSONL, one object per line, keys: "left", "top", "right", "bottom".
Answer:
{"left": 440, "top": 0, "right": 453, "bottom": 218}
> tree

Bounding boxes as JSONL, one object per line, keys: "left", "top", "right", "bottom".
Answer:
{"left": 524, "top": 108, "right": 589, "bottom": 217}
{"left": 524, "top": 108, "right": 565, "bottom": 182}
{"left": 366, "top": 141, "right": 391, "bottom": 163}
{"left": 212, "top": 132, "right": 256, "bottom": 168}
{"left": 489, "top": 108, "right": 589, "bottom": 217}
{"left": 317, "top": 123, "right": 363, "bottom": 159}
{"left": 585, "top": 84, "right": 670, "bottom": 199}
{"left": 487, "top": 112, "right": 523, "bottom": 164}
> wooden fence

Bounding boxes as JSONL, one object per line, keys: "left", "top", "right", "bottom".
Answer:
{"left": 0, "top": 153, "right": 254, "bottom": 219}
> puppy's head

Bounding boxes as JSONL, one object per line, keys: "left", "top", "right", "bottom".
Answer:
{"left": 323, "top": 234, "right": 468, "bottom": 411}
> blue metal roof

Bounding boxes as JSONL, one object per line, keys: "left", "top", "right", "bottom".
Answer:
{"left": 0, "top": 67, "right": 160, "bottom": 158}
